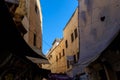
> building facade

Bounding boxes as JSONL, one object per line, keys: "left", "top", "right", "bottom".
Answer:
{"left": 0, "top": 0, "right": 50, "bottom": 80}
{"left": 63, "top": 8, "right": 79, "bottom": 73}
{"left": 4, "top": 0, "right": 47, "bottom": 66}
{"left": 46, "top": 8, "right": 79, "bottom": 74}
{"left": 5, "top": 0, "right": 42, "bottom": 50}
{"left": 46, "top": 38, "right": 67, "bottom": 73}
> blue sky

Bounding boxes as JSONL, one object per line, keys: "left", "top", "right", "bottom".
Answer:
{"left": 40, "top": 0, "right": 78, "bottom": 54}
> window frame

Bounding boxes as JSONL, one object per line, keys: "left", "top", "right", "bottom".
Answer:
{"left": 71, "top": 33, "right": 74, "bottom": 42}
{"left": 33, "top": 33, "right": 36, "bottom": 46}
{"left": 65, "top": 40, "right": 68, "bottom": 48}
{"left": 74, "top": 28, "right": 78, "bottom": 39}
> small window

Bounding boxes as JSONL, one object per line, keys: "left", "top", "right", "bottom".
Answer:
{"left": 67, "top": 60, "right": 70, "bottom": 68}
{"left": 48, "top": 55, "right": 52, "bottom": 60}
{"left": 71, "top": 33, "right": 74, "bottom": 42}
{"left": 65, "top": 40, "right": 68, "bottom": 48}
{"left": 33, "top": 33, "right": 36, "bottom": 46}
{"left": 77, "top": 52, "right": 79, "bottom": 62}
{"left": 35, "top": 4, "right": 39, "bottom": 14}
{"left": 100, "top": 16, "right": 105, "bottom": 22}
{"left": 63, "top": 49, "right": 65, "bottom": 56}
{"left": 74, "top": 28, "right": 78, "bottom": 38}
{"left": 56, "top": 56, "right": 58, "bottom": 62}
{"left": 50, "top": 55, "right": 52, "bottom": 58}
{"left": 73, "top": 55, "right": 77, "bottom": 63}
{"left": 48, "top": 57, "right": 50, "bottom": 60}
{"left": 59, "top": 53, "right": 61, "bottom": 59}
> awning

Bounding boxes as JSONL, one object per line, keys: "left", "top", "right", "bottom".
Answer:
{"left": 32, "top": 47, "right": 47, "bottom": 59}
{"left": 0, "top": 0, "right": 46, "bottom": 59}
{"left": 26, "top": 47, "right": 49, "bottom": 64}
{"left": 26, "top": 56, "right": 49, "bottom": 64}
{"left": 18, "top": 55, "right": 51, "bottom": 79}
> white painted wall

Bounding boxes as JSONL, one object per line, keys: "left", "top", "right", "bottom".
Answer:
{"left": 78, "top": 0, "right": 120, "bottom": 66}
{"left": 72, "top": 0, "right": 120, "bottom": 76}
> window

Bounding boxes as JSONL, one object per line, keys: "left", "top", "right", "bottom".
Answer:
{"left": 100, "top": 16, "right": 105, "bottom": 22}
{"left": 63, "top": 49, "right": 65, "bottom": 56}
{"left": 74, "top": 28, "right": 78, "bottom": 38}
{"left": 56, "top": 56, "right": 58, "bottom": 62}
{"left": 35, "top": 4, "right": 39, "bottom": 14}
{"left": 59, "top": 53, "right": 61, "bottom": 59}
{"left": 50, "top": 55, "right": 52, "bottom": 58}
{"left": 77, "top": 52, "right": 79, "bottom": 62}
{"left": 73, "top": 55, "right": 77, "bottom": 63}
{"left": 33, "top": 33, "right": 36, "bottom": 46}
{"left": 67, "top": 60, "right": 70, "bottom": 68}
{"left": 71, "top": 33, "right": 74, "bottom": 42}
{"left": 48, "top": 55, "right": 52, "bottom": 60}
{"left": 65, "top": 40, "right": 68, "bottom": 48}
{"left": 48, "top": 57, "right": 50, "bottom": 60}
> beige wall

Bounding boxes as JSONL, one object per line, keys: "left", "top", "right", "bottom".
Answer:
{"left": 26, "top": 0, "right": 42, "bottom": 49}
{"left": 63, "top": 8, "right": 79, "bottom": 70}
{"left": 47, "top": 39, "right": 67, "bottom": 73}
{"left": 63, "top": 8, "right": 79, "bottom": 56}
{"left": 46, "top": 8, "right": 79, "bottom": 73}
{"left": 42, "top": 64, "right": 51, "bottom": 70}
